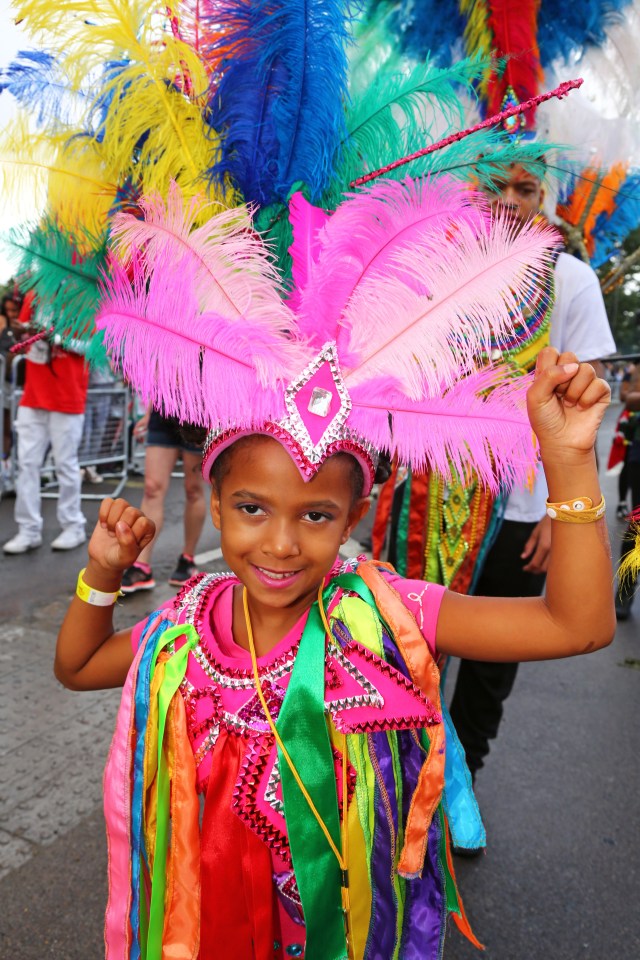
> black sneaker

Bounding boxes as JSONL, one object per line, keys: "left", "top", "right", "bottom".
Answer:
{"left": 168, "top": 554, "right": 198, "bottom": 586}
{"left": 121, "top": 564, "right": 156, "bottom": 594}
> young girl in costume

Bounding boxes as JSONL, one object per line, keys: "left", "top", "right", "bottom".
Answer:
{"left": 55, "top": 181, "right": 615, "bottom": 960}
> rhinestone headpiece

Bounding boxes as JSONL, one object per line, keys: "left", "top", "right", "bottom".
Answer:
{"left": 202, "top": 342, "right": 378, "bottom": 494}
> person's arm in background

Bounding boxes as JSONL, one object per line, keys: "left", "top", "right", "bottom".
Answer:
{"left": 620, "top": 366, "right": 640, "bottom": 411}
{"left": 133, "top": 403, "right": 152, "bottom": 442}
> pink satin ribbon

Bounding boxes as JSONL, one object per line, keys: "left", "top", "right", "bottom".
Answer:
{"left": 103, "top": 638, "right": 147, "bottom": 958}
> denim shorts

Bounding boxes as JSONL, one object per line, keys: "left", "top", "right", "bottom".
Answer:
{"left": 146, "top": 410, "right": 203, "bottom": 455}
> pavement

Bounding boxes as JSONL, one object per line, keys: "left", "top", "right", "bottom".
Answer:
{"left": 0, "top": 403, "right": 638, "bottom": 959}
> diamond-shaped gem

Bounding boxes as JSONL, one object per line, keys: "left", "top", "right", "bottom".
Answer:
{"left": 307, "top": 386, "right": 333, "bottom": 417}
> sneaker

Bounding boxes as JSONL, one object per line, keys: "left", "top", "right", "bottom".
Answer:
{"left": 82, "top": 465, "right": 103, "bottom": 484}
{"left": 121, "top": 563, "right": 156, "bottom": 594}
{"left": 616, "top": 502, "right": 629, "bottom": 521}
{"left": 51, "top": 528, "right": 87, "bottom": 550}
{"left": 452, "top": 844, "right": 484, "bottom": 859}
{"left": 3, "top": 531, "right": 43, "bottom": 554}
{"left": 168, "top": 553, "right": 199, "bottom": 586}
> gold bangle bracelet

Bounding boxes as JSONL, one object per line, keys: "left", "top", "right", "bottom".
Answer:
{"left": 76, "top": 568, "right": 123, "bottom": 606}
{"left": 545, "top": 494, "right": 606, "bottom": 523}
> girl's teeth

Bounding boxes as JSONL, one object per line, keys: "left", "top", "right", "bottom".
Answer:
{"left": 259, "top": 568, "right": 293, "bottom": 579}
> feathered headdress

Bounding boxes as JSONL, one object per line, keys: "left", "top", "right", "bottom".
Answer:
{"left": 97, "top": 175, "right": 559, "bottom": 495}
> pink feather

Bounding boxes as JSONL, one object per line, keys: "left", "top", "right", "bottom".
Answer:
{"left": 96, "top": 252, "right": 304, "bottom": 428}
{"left": 286, "top": 192, "right": 331, "bottom": 326}
{"left": 340, "top": 211, "right": 559, "bottom": 398}
{"left": 108, "top": 181, "right": 293, "bottom": 331}
{"left": 349, "top": 367, "right": 537, "bottom": 492}
{"left": 297, "top": 177, "right": 488, "bottom": 343}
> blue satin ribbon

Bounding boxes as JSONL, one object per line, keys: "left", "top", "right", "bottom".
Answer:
{"left": 129, "top": 614, "right": 171, "bottom": 959}
{"left": 441, "top": 703, "right": 486, "bottom": 851}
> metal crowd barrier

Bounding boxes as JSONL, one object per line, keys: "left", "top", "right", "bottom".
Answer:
{"left": 4, "top": 356, "right": 131, "bottom": 502}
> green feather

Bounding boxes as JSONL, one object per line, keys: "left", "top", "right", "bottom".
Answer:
{"left": 255, "top": 199, "right": 296, "bottom": 286}
{"left": 4, "top": 218, "right": 109, "bottom": 363}
{"left": 407, "top": 128, "right": 566, "bottom": 191}
{"left": 324, "top": 56, "right": 487, "bottom": 204}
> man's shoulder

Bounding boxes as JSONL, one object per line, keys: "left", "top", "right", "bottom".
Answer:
{"left": 555, "top": 251, "right": 600, "bottom": 288}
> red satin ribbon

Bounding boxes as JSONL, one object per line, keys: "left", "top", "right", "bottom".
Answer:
{"left": 372, "top": 463, "right": 399, "bottom": 560}
{"left": 200, "top": 732, "right": 280, "bottom": 959}
{"left": 406, "top": 471, "right": 429, "bottom": 579}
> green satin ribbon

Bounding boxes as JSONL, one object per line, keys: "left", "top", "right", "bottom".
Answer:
{"left": 277, "top": 575, "right": 389, "bottom": 960}
{"left": 276, "top": 586, "right": 347, "bottom": 960}
{"left": 145, "top": 624, "right": 198, "bottom": 960}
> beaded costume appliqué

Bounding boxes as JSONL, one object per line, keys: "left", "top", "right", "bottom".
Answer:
{"left": 171, "top": 572, "right": 440, "bottom": 878}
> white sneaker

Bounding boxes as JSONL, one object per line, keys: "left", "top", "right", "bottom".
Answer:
{"left": 51, "top": 528, "right": 87, "bottom": 551}
{"left": 3, "top": 531, "right": 43, "bottom": 554}
{"left": 82, "top": 465, "right": 103, "bottom": 484}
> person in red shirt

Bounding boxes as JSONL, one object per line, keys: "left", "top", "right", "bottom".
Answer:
{"left": 3, "top": 292, "right": 89, "bottom": 554}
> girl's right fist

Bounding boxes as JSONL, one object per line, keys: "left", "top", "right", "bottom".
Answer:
{"left": 88, "top": 497, "right": 156, "bottom": 573}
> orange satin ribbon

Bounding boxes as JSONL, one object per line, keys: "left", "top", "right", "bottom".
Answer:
{"left": 357, "top": 562, "right": 445, "bottom": 878}
{"left": 162, "top": 691, "right": 201, "bottom": 958}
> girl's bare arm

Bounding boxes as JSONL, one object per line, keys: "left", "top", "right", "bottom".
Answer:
{"left": 54, "top": 499, "right": 156, "bottom": 690}
{"left": 437, "top": 349, "right": 616, "bottom": 661}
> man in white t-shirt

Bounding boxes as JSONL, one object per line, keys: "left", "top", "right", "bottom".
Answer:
{"left": 449, "top": 165, "right": 616, "bottom": 784}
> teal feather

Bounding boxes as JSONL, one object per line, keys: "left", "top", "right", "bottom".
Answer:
{"left": 325, "top": 56, "right": 486, "bottom": 204}
{"left": 4, "top": 219, "right": 108, "bottom": 362}
{"left": 254, "top": 199, "right": 296, "bottom": 286}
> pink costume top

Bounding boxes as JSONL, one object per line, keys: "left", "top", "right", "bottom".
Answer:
{"left": 131, "top": 561, "right": 445, "bottom": 959}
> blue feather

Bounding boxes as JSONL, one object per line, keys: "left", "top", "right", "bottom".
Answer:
{"left": 0, "top": 49, "right": 90, "bottom": 132}
{"left": 537, "top": 0, "right": 634, "bottom": 67}
{"left": 357, "top": 0, "right": 463, "bottom": 66}
{"left": 389, "top": 0, "right": 464, "bottom": 65}
{"left": 591, "top": 172, "right": 640, "bottom": 267}
{"left": 204, "top": 1, "right": 282, "bottom": 206}
{"left": 206, "top": 0, "right": 353, "bottom": 205}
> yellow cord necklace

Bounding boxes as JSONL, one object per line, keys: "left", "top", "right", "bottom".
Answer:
{"left": 243, "top": 585, "right": 353, "bottom": 958}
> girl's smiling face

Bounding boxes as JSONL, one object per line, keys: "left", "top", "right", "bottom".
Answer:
{"left": 210, "top": 436, "right": 370, "bottom": 623}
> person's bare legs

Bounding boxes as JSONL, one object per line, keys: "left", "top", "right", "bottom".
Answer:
{"left": 181, "top": 450, "right": 206, "bottom": 557}
{"left": 136, "top": 445, "right": 179, "bottom": 565}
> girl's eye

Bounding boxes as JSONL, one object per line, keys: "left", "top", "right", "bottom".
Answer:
{"left": 304, "top": 511, "right": 331, "bottom": 523}
{"left": 239, "top": 504, "right": 265, "bottom": 516}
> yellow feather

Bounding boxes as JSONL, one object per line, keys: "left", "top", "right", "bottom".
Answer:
{"left": 460, "top": 0, "right": 493, "bottom": 101}
{"left": 97, "top": 65, "right": 227, "bottom": 205}
{"left": 0, "top": 115, "right": 116, "bottom": 225}
{"left": 48, "top": 143, "right": 117, "bottom": 242}
{"left": 13, "top": 0, "right": 164, "bottom": 81}
{"left": 618, "top": 522, "right": 640, "bottom": 595}
{"left": 13, "top": 0, "right": 229, "bottom": 205}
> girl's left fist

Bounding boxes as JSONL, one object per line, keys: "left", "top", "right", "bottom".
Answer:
{"left": 527, "top": 347, "right": 610, "bottom": 460}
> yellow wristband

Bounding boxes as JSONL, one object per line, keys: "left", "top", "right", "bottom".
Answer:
{"left": 76, "top": 568, "right": 123, "bottom": 606}
{"left": 545, "top": 494, "right": 606, "bottom": 523}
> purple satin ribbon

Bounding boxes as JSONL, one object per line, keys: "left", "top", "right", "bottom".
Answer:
{"left": 396, "top": 728, "right": 445, "bottom": 959}
{"left": 365, "top": 730, "right": 401, "bottom": 958}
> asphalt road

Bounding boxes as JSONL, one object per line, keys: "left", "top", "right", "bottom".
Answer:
{"left": 0, "top": 402, "right": 638, "bottom": 959}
